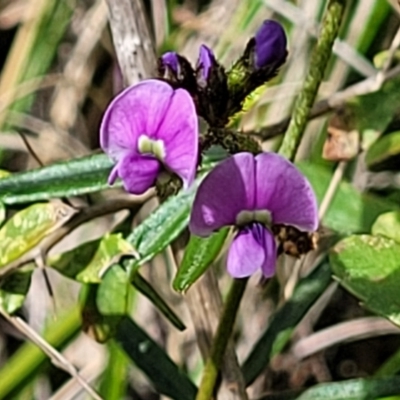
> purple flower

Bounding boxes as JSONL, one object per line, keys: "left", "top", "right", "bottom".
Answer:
{"left": 100, "top": 79, "right": 198, "bottom": 195}
{"left": 197, "top": 45, "right": 215, "bottom": 81}
{"left": 189, "top": 152, "right": 318, "bottom": 278}
{"left": 254, "top": 20, "right": 287, "bottom": 70}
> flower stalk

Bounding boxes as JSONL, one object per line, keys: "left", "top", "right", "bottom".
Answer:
{"left": 279, "top": 0, "right": 346, "bottom": 161}
{"left": 195, "top": 277, "right": 248, "bottom": 400}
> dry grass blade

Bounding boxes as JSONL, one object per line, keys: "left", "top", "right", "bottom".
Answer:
{"left": 0, "top": 309, "right": 103, "bottom": 400}
{"left": 105, "top": 0, "right": 157, "bottom": 86}
{"left": 292, "top": 317, "right": 400, "bottom": 360}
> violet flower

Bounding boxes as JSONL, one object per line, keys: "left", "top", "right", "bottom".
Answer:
{"left": 189, "top": 152, "right": 318, "bottom": 278}
{"left": 100, "top": 79, "right": 198, "bottom": 195}
{"left": 254, "top": 20, "right": 287, "bottom": 70}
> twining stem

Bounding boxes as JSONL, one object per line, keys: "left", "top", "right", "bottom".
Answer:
{"left": 279, "top": 0, "right": 346, "bottom": 161}
{"left": 195, "top": 278, "right": 248, "bottom": 400}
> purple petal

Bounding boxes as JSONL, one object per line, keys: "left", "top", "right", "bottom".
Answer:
{"left": 227, "top": 227, "right": 263, "bottom": 278}
{"left": 197, "top": 45, "right": 215, "bottom": 81}
{"left": 254, "top": 225, "right": 277, "bottom": 277}
{"left": 161, "top": 52, "right": 179, "bottom": 73}
{"left": 115, "top": 153, "right": 160, "bottom": 195}
{"left": 189, "top": 153, "right": 256, "bottom": 237}
{"left": 227, "top": 224, "right": 276, "bottom": 278}
{"left": 255, "top": 20, "right": 287, "bottom": 70}
{"left": 255, "top": 152, "right": 318, "bottom": 231}
{"left": 100, "top": 79, "right": 174, "bottom": 161}
{"left": 157, "top": 87, "right": 198, "bottom": 188}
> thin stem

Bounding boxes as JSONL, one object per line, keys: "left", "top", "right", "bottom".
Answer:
{"left": 279, "top": 0, "right": 346, "bottom": 161}
{"left": 195, "top": 278, "right": 248, "bottom": 400}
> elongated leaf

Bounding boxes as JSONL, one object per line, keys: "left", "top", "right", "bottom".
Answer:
{"left": 242, "top": 260, "right": 332, "bottom": 386}
{"left": 173, "top": 228, "right": 229, "bottom": 293}
{"left": 132, "top": 273, "right": 186, "bottom": 330}
{"left": 48, "top": 239, "right": 100, "bottom": 279}
{"left": 115, "top": 317, "right": 197, "bottom": 400}
{"left": 298, "top": 162, "right": 398, "bottom": 234}
{"left": 372, "top": 211, "right": 400, "bottom": 243}
{"left": 126, "top": 188, "right": 194, "bottom": 270}
{"left": 330, "top": 234, "right": 400, "bottom": 326}
{"left": 295, "top": 376, "right": 400, "bottom": 400}
{"left": 0, "top": 265, "right": 33, "bottom": 314}
{"left": 76, "top": 234, "right": 137, "bottom": 284}
{"left": 0, "top": 202, "right": 74, "bottom": 268}
{"left": 0, "top": 154, "right": 114, "bottom": 205}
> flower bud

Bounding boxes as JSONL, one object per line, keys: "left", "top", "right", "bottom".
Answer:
{"left": 195, "top": 45, "right": 229, "bottom": 126}
{"left": 157, "top": 51, "right": 197, "bottom": 92}
{"left": 254, "top": 20, "right": 287, "bottom": 70}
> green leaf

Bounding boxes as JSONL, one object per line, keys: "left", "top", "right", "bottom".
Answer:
{"left": 126, "top": 188, "right": 194, "bottom": 270}
{"left": 295, "top": 376, "right": 400, "bottom": 400}
{"left": 97, "top": 265, "right": 134, "bottom": 316}
{"left": 330, "top": 234, "right": 400, "bottom": 326}
{"left": 173, "top": 229, "right": 229, "bottom": 293}
{"left": 0, "top": 265, "right": 33, "bottom": 314}
{"left": 298, "top": 162, "right": 398, "bottom": 234}
{"left": 132, "top": 273, "right": 186, "bottom": 330}
{"left": 0, "top": 202, "right": 74, "bottom": 268}
{"left": 242, "top": 260, "right": 332, "bottom": 386}
{"left": 48, "top": 239, "right": 100, "bottom": 279}
{"left": 0, "top": 154, "right": 114, "bottom": 205}
{"left": 365, "top": 131, "right": 400, "bottom": 171}
{"left": 115, "top": 317, "right": 197, "bottom": 400}
{"left": 372, "top": 211, "right": 400, "bottom": 243}
{"left": 76, "top": 234, "right": 137, "bottom": 284}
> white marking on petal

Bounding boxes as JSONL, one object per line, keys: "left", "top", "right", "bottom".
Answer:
{"left": 138, "top": 134, "right": 166, "bottom": 160}
{"left": 236, "top": 209, "right": 272, "bottom": 227}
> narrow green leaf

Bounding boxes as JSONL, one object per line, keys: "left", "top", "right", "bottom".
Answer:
{"left": 126, "top": 188, "right": 194, "bottom": 270}
{"left": 330, "top": 234, "right": 400, "bottom": 326}
{"left": 0, "top": 202, "right": 74, "bottom": 268}
{"left": 365, "top": 130, "right": 400, "bottom": 171}
{"left": 115, "top": 317, "right": 197, "bottom": 400}
{"left": 173, "top": 229, "right": 229, "bottom": 293}
{"left": 0, "top": 154, "right": 114, "bottom": 205}
{"left": 372, "top": 211, "right": 400, "bottom": 243}
{"left": 97, "top": 265, "right": 134, "bottom": 316}
{"left": 242, "top": 260, "right": 332, "bottom": 386}
{"left": 295, "top": 376, "right": 400, "bottom": 400}
{"left": 132, "top": 273, "right": 186, "bottom": 330}
{"left": 76, "top": 234, "right": 137, "bottom": 284}
{"left": 48, "top": 238, "right": 100, "bottom": 279}
{"left": 298, "top": 162, "right": 398, "bottom": 234}
{"left": 0, "top": 265, "right": 33, "bottom": 314}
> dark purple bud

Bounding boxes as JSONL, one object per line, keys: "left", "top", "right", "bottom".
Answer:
{"left": 161, "top": 51, "right": 179, "bottom": 73}
{"left": 197, "top": 45, "right": 215, "bottom": 82}
{"left": 158, "top": 51, "right": 197, "bottom": 92}
{"left": 254, "top": 20, "right": 287, "bottom": 70}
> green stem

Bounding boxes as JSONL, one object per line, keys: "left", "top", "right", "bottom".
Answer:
{"left": 195, "top": 278, "right": 248, "bottom": 400}
{"left": 279, "top": 0, "right": 346, "bottom": 161}
{"left": 0, "top": 307, "right": 81, "bottom": 398}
